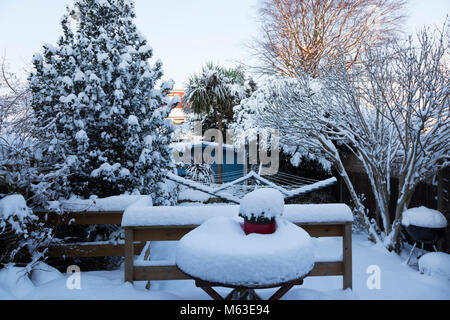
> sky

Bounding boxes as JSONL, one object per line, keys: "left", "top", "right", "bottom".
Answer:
{"left": 0, "top": 0, "right": 449, "bottom": 88}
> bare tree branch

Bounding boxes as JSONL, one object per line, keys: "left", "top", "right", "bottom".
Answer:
{"left": 248, "top": 0, "right": 407, "bottom": 77}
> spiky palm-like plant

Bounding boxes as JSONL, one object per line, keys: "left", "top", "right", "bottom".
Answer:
{"left": 185, "top": 162, "right": 215, "bottom": 184}
{"left": 183, "top": 63, "right": 247, "bottom": 183}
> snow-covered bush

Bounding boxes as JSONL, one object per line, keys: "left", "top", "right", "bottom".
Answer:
{"left": 239, "top": 188, "right": 284, "bottom": 224}
{"left": 418, "top": 252, "right": 450, "bottom": 280}
{"left": 0, "top": 264, "right": 35, "bottom": 298}
{"left": 0, "top": 140, "right": 70, "bottom": 209}
{"left": 0, "top": 195, "right": 52, "bottom": 268}
{"left": 158, "top": 177, "right": 180, "bottom": 206}
{"left": 29, "top": 0, "right": 178, "bottom": 205}
{"left": 231, "top": 77, "right": 332, "bottom": 174}
{"left": 0, "top": 63, "right": 58, "bottom": 262}
{"left": 0, "top": 62, "right": 66, "bottom": 208}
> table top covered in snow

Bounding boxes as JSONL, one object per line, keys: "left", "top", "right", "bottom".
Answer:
{"left": 121, "top": 202, "right": 353, "bottom": 227}
{"left": 175, "top": 216, "right": 315, "bottom": 287}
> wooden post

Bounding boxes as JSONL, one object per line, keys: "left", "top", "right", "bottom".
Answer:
{"left": 436, "top": 169, "right": 444, "bottom": 251}
{"left": 124, "top": 228, "right": 134, "bottom": 284}
{"left": 243, "top": 148, "right": 247, "bottom": 193}
{"left": 342, "top": 222, "right": 352, "bottom": 290}
{"left": 144, "top": 242, "right": 151, "bottom": 290}
{"left": 437, "top": 168, "right": 444, "bottom": 212}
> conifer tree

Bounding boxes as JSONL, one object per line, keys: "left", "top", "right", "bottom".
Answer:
{"left": 30, "top": 0, "right": 177, "bottom": 204}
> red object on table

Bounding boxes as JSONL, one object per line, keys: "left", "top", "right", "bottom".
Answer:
{"left": 244, "top": 221, "right": 276, "bottom": 235}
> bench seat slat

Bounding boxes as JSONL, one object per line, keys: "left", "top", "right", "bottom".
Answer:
{"left": 132, "top": 262, "right": 343, "bottom": 281}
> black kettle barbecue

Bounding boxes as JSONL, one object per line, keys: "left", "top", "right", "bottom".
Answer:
{"left": 401, "top": 207, "right": 447, "bottom": 265}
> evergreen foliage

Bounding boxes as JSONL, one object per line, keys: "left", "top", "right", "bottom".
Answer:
{"left": 29, "top": 0, "right": 177, "bottom": 204}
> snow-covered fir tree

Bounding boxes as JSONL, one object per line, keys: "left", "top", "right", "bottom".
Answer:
{"left": 29, "top": 0, "right": 178, "bottom": 204}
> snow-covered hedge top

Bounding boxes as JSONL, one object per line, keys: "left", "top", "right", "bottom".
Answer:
{"left": 47, "top": 195, "right": 148, "bottom": 213}
{"left": 0, "top": 194, "right": 33, "bottom": 221}
{"left": 0, "top": 194, "right": 36, "bottom": 234}
{"left": 401, "top": 206, "right": 447, "bottom": 228}
{"left": 239, "top": 188, "right": 284, "bottom": 221}
{"left": 121, "top": 203, "right": 353, "bottom": 227}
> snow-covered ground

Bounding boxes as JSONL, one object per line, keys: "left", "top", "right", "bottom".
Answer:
{"left": 1, "top": 233, "right": 449, "bottom": 300}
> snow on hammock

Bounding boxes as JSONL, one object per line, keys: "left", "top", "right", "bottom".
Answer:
{"left": 166, "top": 170, "right": 337, "bottom": 204}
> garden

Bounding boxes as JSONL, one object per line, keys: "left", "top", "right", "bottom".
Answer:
{"left": 0, "top": 0, "right": 449, "bottom": 301}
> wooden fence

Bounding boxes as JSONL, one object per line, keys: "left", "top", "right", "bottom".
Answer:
{"left": 37, "top": 210, "right": 352, "bottom": 289}
{"left": 337, "top": 165, "right": 450, "bottom": 252}
{"left": 36, "top": 210, "right": 146, "bottom": 258}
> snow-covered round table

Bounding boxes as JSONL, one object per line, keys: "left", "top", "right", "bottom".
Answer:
{"left": 175, "top": 216, "right": 315, "bottom": 300}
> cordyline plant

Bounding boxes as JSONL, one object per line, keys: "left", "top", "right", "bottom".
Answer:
{"left": 183, "top": 63, "right": 248, "bottom": 183}
{"left": 259, "top": 23, "right": 449, "bottom": 252}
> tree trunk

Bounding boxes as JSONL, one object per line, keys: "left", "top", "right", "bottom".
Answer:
{"left": 316, "top": 134, "right": 382, "bottom": 244}
{"left": 389, "top": 186, "right": 415, "bottom": 252}
{"left": 334, "top": 155, "right": 382, "bottom": 244}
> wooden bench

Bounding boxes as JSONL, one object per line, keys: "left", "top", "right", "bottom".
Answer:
{"left": 122, "top": 203, "right": 353, "bottom": 290}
